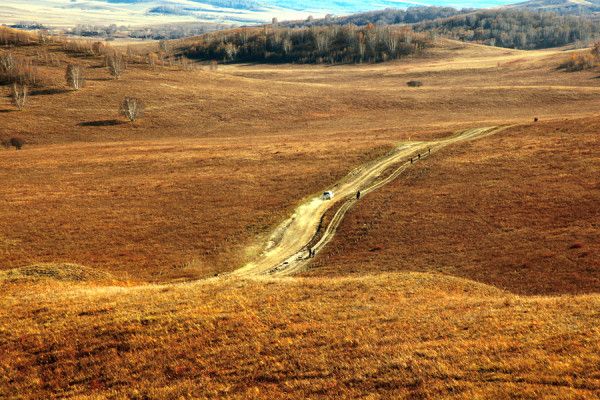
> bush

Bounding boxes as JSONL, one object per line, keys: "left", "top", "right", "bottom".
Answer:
{"left": 561, "top": 52, "right": 596, "bottom": 72}
{"left": 407, "top": 80, "right": 423, "bottom": 87}
{"left": 120, "top": 97, "right": 144, "bottom": 122}
{"left": 1, "top": 137, "right": 25, "bottom": 150}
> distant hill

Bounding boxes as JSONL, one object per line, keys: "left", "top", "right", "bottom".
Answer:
{"left": 281, "top": 7, "right": 475, "bottom": 28}
{"left": 1, "top": 0, "right": 518, "bottom": 28}
{"left": 413, "top": 9, "right": 600, "bottom": 49}
{"left": 510, "top": 0, "right": 600, "bottom": 15}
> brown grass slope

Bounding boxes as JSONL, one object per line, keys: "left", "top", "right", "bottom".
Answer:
{"left": 2, "top": 37, "right": 600, "bottom": 281}
{"left": 305, "top": 118, "right": 600, "bottom": 295}
{"left": 1, "top": 274, "right": 599, "bottom": 399}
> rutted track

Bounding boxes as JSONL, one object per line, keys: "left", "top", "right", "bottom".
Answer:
{"left": 230, "top": 126, "right": 507, "bottom": 278}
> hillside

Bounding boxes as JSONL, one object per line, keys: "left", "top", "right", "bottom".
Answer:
{"left": 305, "top": 118, "right": 600, "bottom": 295}
{"left": 2, "top": 269, "right": 599, "bottom": 398}
{"left": 414, "top": 9, "right": 600, "bottom": 49}
{"left": 512, "top": 0, "right": 600, "bottom": 15}
{"left": 1, "top": 27, "right": 600, "bottom": 398}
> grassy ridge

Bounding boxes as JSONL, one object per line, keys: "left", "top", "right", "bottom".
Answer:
{"left": 1, "top": 272, "right": 599, "bottom": 398}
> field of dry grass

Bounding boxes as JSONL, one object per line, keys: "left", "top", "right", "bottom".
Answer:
{"left": 1, "top": 268, "right": 599, "bottom": 399}
{"left": 305, "top": 118, "right": 600, "bottom": 295}
{"left": 2, "top": 30, "right": 600, "bottom": 398}
{"left": 2, "top": 38, "right": 600, "bottom": 280}
{"left": 0, "top": 136, "right": 389, "bottom": 281}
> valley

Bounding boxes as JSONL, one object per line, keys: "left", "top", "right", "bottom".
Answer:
{"left": 0, "top": 15, "right": 599, "bottom": 398}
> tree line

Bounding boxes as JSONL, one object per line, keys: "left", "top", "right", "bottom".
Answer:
{"left": 181, "top": 25, "right": 432, "bottom": 64}
{"left": 413, "top": 10, "right": 600, "bottom": 49}
{"left": 282, "top": 6, "right": 473, "bottom": 28}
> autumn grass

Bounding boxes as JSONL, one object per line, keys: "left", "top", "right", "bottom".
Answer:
{"left": 306, "top": 118, "right": 600, "bottom": 295}
{"left": 1, "top": 271, "right": 599, "bottom": 399}
{"left": 2, "top": 39, "right": 600, "bottom": 281}
{"left": 1, "top": 32, "right": 600, "bottom": 399}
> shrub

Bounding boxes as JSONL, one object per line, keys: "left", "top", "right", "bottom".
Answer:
{"left": 120, "top": 97, "right": 144, "bottom": 122}
{"left": 407, "top": 80, "right": 423, "bottom": 87}
{"left": 66, "top": 64, "right": 85, "bottom": 90}
{"left": 11, "top": 83, "right": 28, "bottom": 110}
{"left": 561, "top": 52, "right": 596, "bottom": 72}
{"left": 3, "top": 137, "right": 25, "bottom": 150}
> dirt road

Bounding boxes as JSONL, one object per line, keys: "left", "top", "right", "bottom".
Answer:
{"left": 231, "top": 127, "right": 507, "bottom": 278}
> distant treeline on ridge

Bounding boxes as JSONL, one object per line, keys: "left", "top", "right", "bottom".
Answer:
{"left": 414, "top": 9, "right": 600, "bottom": 49}
{"left": 181, "top": 25, "right": 431, "bottom": 64}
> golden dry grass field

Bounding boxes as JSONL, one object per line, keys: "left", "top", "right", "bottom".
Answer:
{"left": 1, "top": 30, "right": 600, "bottom": 398}
{"left": 305, "top": 118, "right": 600, "bottom": 295}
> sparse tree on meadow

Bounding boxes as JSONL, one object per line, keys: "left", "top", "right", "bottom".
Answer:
{"left": 106, "top": 53, "right": 125, "bottom": 79}
{"left": 65, "top": 64, "right": 85, "bottom": 90}
{"left": 11, "top": 83, "right": 28, "bottom": 110}
{"left": 146, "top": 52, "right": 158, "bottom": 70}
{"left": 120, "top": 97, "right": 144, "bottom": 122}
{"left": 0, "top": 52, "right": 16, "bottom": 75}
{"left": 159, "top": 40, "right": 170, "bottom": 53}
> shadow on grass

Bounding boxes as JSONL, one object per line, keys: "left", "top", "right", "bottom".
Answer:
{"left": 0, "top": 109, "right": 15, "bottom": 113}
{"left": 30, "top": 88, "right": 71, "bottom": 96}
{"left": 78, "top": 119, "right": 125, "bottom": 127}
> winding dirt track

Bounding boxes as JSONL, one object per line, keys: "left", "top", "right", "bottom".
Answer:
{"left": 230, "top": 126, "right": 507, "bottom": 278}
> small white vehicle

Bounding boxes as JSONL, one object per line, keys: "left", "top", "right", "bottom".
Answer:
{"left": 322, "top": 191, "right": 334, "bottom": 200}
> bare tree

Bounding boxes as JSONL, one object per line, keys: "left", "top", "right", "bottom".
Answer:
{"left": 120, "top": 97, "right": 144, "bottom": 122}
{"left": 146, "top": 52, "right": 161, "bottom": 70}
{"left": 0, "top": 52, "right": 16, "bottom": 74}
{"left": 224, "top": 43, "right": 239, "bottom": 61}
{"left": 315, "top": 31, "right": 332, "bottom": 53}
{"left": 282, "top": 38, "right": 293, "bottom": 55}
{"left": 65, "top": 64, "right": 85, "bottom": 90}
{"left": 106, "top": 53, "right": 125, "bottom": 79}
{"left": 159, "top": 40, "right": 170, "bottom": 53}
{"left": 11, "top": 83, "right": 28, "bottom": 110}
{"left": 383, "top": 29, "right": 399, "bottom": 58}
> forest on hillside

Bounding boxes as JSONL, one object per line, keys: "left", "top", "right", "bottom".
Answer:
{"left": 181, "top": 25, "right": 431, "bottom": 64}
{"left": 413, "top": 10, "right": 600, "bottom": 49}
{"left": 282, "top": 7, "right": 472, "bottom": 28}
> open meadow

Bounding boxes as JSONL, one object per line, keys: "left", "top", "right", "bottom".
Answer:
{"left": 1, "top": 26, "right": 600, "bottom": 398}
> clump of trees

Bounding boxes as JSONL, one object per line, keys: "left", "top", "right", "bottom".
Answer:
{"left": 120, "top": 97, "right": 144, "bottom": 122}
{"left": 66, "top": 64, "right": 85, "bottom": 90}
{"left": 0, "top": 51, "right": 38, "bottom": 85}
{"left": 413, "top": 10, "right": 600, "bottom": 49}
{"left": 0, "top": 26, "right": 39, "bottom": 46}
{"left": 183, "top": 25, "right": 431, "bottom": 64}
{"left": 561, "top": 42, "right": 600, "bottom": 71}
